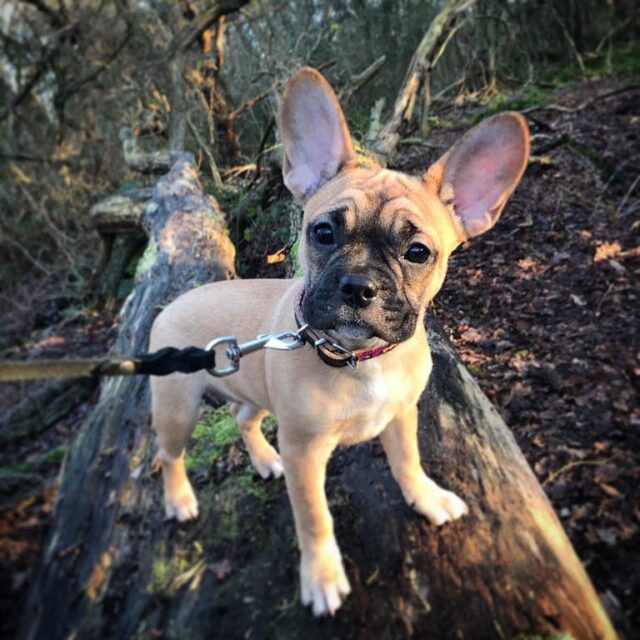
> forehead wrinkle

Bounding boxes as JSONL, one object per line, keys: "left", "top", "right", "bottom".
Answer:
{"left": 386, "top": 198, "right": 442, "bottom": 249}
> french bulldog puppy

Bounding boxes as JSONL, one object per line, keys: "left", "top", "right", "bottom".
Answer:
{"left": 150, "top": 67, "right": 530, "bottom": 616}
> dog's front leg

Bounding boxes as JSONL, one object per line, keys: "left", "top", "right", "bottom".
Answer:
{"left": 280, "top": 435, "right": 350, "bottom": 616}
{"left": 381, "top": 405, "right": 468, "bottom": 525}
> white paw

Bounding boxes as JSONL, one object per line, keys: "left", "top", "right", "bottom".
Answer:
{"left": 300, "top": 539, "right": 351, "bottom": 616}
{"left": 408, "top": 478, "right": 468, "bottom": 526}
{"left": 250, "top": 449, "right": 284, "bottom": 480}
{"left": 164, "top": 486, "right": 199, "bottom": 522}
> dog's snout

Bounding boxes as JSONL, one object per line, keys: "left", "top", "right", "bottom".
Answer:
{"left": 339, "top": 274, "right": 377, "bottom": 308}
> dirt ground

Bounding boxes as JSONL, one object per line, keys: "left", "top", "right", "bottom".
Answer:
{"left": 0, "top": 74, "right": 638, "bottom": 637}
{"left": 397, "top": 74, "right": 640, "bottom": 634}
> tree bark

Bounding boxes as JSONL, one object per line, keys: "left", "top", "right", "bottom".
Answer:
{"left": 20, "top": 164, "right": 615, "bottom": 639}
{"left": 374, "top": 0, "right": 476, "bottom": 157}
{"left": 0, "top": 378, "right": 95, "bottom": 446}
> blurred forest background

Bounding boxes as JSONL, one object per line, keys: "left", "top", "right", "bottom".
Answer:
{"left": 1, "top": 0, "right": 638, "bottom": 333}
{"left": 0, "top": 0, "right": 639, "bottom": 637}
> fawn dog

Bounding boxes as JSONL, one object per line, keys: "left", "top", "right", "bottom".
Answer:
{"left": 150, "top": 68, "right": 530, "bottom": 615}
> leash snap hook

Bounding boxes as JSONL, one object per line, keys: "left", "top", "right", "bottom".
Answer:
{"left": 263, "top": 326, "right": 308, "bottom": 351}
{"left": 205, "top": 336, "right": 240, "bottom": 377}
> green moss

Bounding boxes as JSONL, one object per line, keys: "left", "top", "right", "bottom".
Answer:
{"left": 134, "top": 240, "right": 158, "bottom": 280}
{"left": 262, "top": 413, "right": 277, "bottom": 436}
{"left": 185, "top": 405, "right": 240, "bottom": 473}
{"left": 466, "top": 364, "right": 486, "bottom": 379}
{"left": 233, "top": 467, "right": 272, "bottom": 500}
{"left": 542, "top": 42, "right": 640, "bottom": 87}
{"left": 288, "top": 239, "right": 302, "bottom": 277}
{"left": 183, "top": 406, "right": 282, "bottom": 548}
{"left": 41, "top": 446, "right": 67, "bottom": 465}
{"left": 1, "top": 445, "right": 67, "bottom": 475}
{"left": 211, "top": 469, "right": 282, "bottom": 546}
{"left": 567, "top": 140, "right": 613, "bottom": 180}
{"left": 149, "top": 555, "right": 184, "bottom": 593}
{"left": 117, "top": 179, "right": 142, "bottom": 193}
{"left": 346, "top": 109, "right": 373, "bottom": 139}
{"left": 149, "top": 543, "right": 204, "bottom": 595}
{"left": 474, "top": 86, "right": 551, "bottom": 123}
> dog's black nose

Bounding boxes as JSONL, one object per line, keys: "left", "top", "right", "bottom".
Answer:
{"left": 339, "top": 274, "right": 377, "bottom": 308}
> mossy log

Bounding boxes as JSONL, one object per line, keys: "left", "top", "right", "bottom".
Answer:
{"left": 21, "top": 155, "right": 236, "bottom": 639}
{"left": 21, "top": 163, "right": 615, "bottom": 639}
{"left": 90, "top": 190, "right": 152, "bottom": 303}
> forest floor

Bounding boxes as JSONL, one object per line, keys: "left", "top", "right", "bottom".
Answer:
{"left": 0, "top": 73, "right": 638, "bottom": 637}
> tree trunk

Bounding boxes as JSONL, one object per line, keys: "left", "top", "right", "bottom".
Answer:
{"left": 374, "top": 0, "right": 476, "bottom": 157}
{"left": 20, "top": 164, "right": 615, "bottom": 639}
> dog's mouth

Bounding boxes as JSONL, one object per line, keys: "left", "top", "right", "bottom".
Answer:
{"left": 302, "top": 310, "right": 391, "bottom": 346}
{"left": 328, "top": 323, "right": 374, "bottom": 341}
{"left": 299, "top": 284, "right": 417, "bottom": 346}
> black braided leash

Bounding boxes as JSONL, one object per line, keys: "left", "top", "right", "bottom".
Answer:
{"left": 132, "top": 346, "right": 216, "bottom": 376}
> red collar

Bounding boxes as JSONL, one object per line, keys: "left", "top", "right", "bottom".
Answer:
{"left": 295, "top": 291, "right": 398, "bottom": 368}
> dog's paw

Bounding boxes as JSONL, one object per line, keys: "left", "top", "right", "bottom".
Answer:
{"left": 407, "top": 478, "right": 468, "bottom": 526}
{"left": 164, "top": 485, "right": 199, "bottom": 522}
{"left": 300, "top": 539, "right": 351, "bottom": 616}
{"left": 249, "top": 447, "right": 284, "bottom": 480}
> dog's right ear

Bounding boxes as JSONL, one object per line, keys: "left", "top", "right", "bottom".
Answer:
{"left": 280, "top": 68, "right": 356, "bottom": 201}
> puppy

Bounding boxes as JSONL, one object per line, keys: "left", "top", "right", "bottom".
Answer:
{"left": 150, "top": 68, "right": 530, "bottom": 616}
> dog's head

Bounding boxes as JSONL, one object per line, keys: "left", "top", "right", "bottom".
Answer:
{"left": 280, "top": 68, "right": 529, "bottom": 345}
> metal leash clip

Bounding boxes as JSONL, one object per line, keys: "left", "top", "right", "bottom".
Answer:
{"left": 205, "top": 325, "right": 308, "bottom": 377}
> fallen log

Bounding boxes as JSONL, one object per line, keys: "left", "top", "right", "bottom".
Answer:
{"left": 21, "top": 162, "right": 615, "bottom": 639}
{"left": 20, "top": 155, "right": 236, "bottom": 640}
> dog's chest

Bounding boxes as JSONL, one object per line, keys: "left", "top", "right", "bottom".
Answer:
{"left": 335, "top": 360, "right": 428, "bottom": 445}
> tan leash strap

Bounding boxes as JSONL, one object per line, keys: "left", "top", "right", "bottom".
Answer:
{"left": 0, "top": 358, "right": 137, "bottom": 382}
{"left": 0, "top": 346, "right": 218, "bottom": 383}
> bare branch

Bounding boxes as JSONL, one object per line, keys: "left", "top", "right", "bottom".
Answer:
{"left": 187, "top": 115, "right": 224, "bottom": 189}
{"left": 374, "top": 0, "right": 476, "bottom": 157}
{"left": 230, "top": 79, "right": 278, "bottom": 119}
{"left": 339, "top": 55, "right": 386, "bottom": 106}
{"left": 167, "top": 0, "right": 250, "bottom": 58}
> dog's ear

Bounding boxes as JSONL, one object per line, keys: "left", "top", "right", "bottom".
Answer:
{"left": 424, "top": 112, "right": 530, "bottom": 239}
{"left": 280, "top": 67, "right": 356, "bottom": 200}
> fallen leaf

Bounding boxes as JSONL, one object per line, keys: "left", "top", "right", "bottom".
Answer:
{"left": 599, "top": 482, "right": 621, "bottom": 497}
{"left": 460, "top": 327, "right": 488, "bottom": 344}
{"left": 266, "top": 249, "right": 286, "bottom": 264}
{"left": 594, "top": 241, "right": 621, "bottom": 262}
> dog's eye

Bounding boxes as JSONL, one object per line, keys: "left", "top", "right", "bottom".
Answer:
{"left": 313, "top": 222, "right": 335, "bottom": 245}
{"left": 404, "top": 243, "right": 430, "bottom": 264}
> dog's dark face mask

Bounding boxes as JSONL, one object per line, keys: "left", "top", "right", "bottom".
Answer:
{"left": 300, "top": 180, "right": 448, "bottom": 346}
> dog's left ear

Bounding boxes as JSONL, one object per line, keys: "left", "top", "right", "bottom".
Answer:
{"left": 280, "top": 67, "right": 357, "bottom": 200}
{"left": 424, "top": 112, "right": 530, "bottom": 239}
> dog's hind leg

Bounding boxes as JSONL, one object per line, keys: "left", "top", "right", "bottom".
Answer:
{"left": 234, "top": 403, "right": 283, "bottom": 479}
{"left": 152, "top": 374, "right": 204, "bottom": 522}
